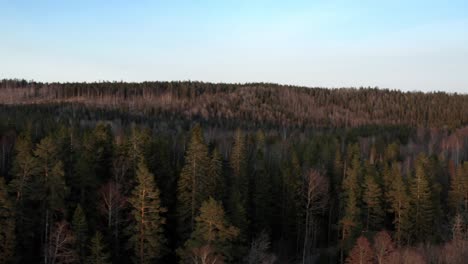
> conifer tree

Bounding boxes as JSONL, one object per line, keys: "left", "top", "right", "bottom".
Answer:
{"left": 33, "top": 136, "right": 68, "bottom": 264}
{"left": 9, "top": 133, "right": 37, "bottom": 204}
{"left": 228, "top": 129, "right": 249, "bottom": 233}
{"left": 87, "top": 232, "right": 111, "bottom": 264}
{"left": 340, "top": 145, "right": 362, "bottom": 244}
{"left": 281, "top": 151, "right": 302, "bottom": 243}
{"left": 177, "top": 125, "right": 210, "bottom": 238}
{"left": 0, "top": 177, "right": 15, "bottom": 263}
{"left": 386, "top": 163, "right": 410, "bottom": 246}
{"left": 449, "top": 162, "right": 468, "bottom": 214}
{"left": 362, "top": 162, "right": 384, "bottom": 231}
{"left": 252, "top": 138, "right": 272, "bottom": 234}
{"left": 207, "top": 148, "right": 223, "bottom": 201}
{"left": 409, "top": 154, "right": 434, "bottom": 243}
{"left": 180, "top": 198, "right": 239, "bottom": 263}
{"left": 72, "top": 204, "right": 88, "bottom": 263}
{"left": 127, "top": 161, "right": 166, "bottom": 264}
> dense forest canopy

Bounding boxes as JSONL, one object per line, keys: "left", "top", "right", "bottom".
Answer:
{"left": 1, "top": 80, "right": 468, "bottom": 263}
{"left": 1, "top": 79, "right": 468, "bottom": 129}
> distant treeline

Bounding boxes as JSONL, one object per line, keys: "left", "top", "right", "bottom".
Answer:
{"left": 1, "top": 79, "right": 467, "bottom": 129}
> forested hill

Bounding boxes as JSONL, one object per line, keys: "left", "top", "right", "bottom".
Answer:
{"left": 1, "top": 79, "right": 467, "bottom": 129}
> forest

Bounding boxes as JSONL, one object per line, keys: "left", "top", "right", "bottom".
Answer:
{"left": 1, "top": 79, "right": 468, "bottom": 263}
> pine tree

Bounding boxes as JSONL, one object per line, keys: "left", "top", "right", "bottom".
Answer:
{"left": 177, "top": 125, "right": 210, "bottom": 238}
{"left": 386, "top": 162, "right": 410, "bottom": 246}
{"left": 87, "top": 232, "right": 111, "bottom": 264}
{"left": 409, "top": 154, "right": 434, "bottom": 243}
{"left": 127, "top": 161, "right": 166, "bottom": 264}
{"left": 362, "top": 162, "right": 384, "bottom": 231}
{"left": 72, "top": 204, "right": 88, "bottom": 263}
{"left": 180, "top": 198, "right": 240, "bottom": 263}
{"left": 0, "top": 177, "right": 15, "bottom": 263}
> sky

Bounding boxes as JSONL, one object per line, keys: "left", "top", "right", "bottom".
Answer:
{"left": 1, "top": 0, "right": 467, "bottom": 93}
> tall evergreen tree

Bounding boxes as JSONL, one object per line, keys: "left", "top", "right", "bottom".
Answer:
{"left": 33, "top": 136, "right": 68, "bottom": 264}
{"left": 252, "top": 137, "right": 272, "bottom": 234}
{"left": 386, "top": 162, "right": 411, "bottom": 246}
{"left": 409, "top": 154, "right": 434, "bottom": 243}
{"left": 449, "top": 162, "right": 468, "bottom": 214}
{"left": 72, "top": 204, "right": 88, "bottom": 263}
{"left": 362, "top": 162, "right": 384, "bottom": 231}
{"left": 127, "top": 161, "right": 166, "bottom": 264}
{"left": 207, "top": 148, "right": 224, "bottom": 201}
{"left": 177, "top": 125, "right": 210, "bottom": 238}
{"left": 281, "top": 151, "right": 302, "bottom": 246}
{"left": 9, "top": 133, "right": 37, "bottom": 204}
{"left": 228, "top": 129, "right": 249, "bottom": 233}
{"left": 180, "top": 198, "right": 239, "bottom": 263}
{"left": 0, "top": 177, "right": 15, "bottom": 263}
{"left": 87, "top": 232, "right": 111, "bottom": 264}
{"left": 340, "top": 144, "right": 362, "bottom": 244}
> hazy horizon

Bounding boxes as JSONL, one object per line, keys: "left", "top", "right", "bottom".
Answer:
{"left": 1, "top": 0, "right": 467, "bottom": 93}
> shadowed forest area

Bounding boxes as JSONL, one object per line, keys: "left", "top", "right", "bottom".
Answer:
{"left": 1, "top": 80, "right": 468, "bottom": 263}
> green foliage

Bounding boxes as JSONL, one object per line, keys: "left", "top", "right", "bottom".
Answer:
{"left": 9, "top": 132, "right": 37, "bottom": 204}
{"left": 409, "top": 154, "right": 434, "bottom": 243}
{"left": 228, "top": 129, "right": 249, "bottom": 233}
{"left": 87, "top": 232, "right": 111, "bottom": 264}
{"left": 386, "top": 162, "right": 411, "bottom": 246}
{"left": 180, "top": 198, "right": 239, "bottom": 263}
{"left": 207, "top": 148, "right": 224, "bottom": 201}
{"left": 176, "top": 124, "right": 210, "bottom": 238}
{"left": 0, "top": 177, "right": 15, "bottom": 263}
{"left": 127, "top": 161, "right": 166, "bottom": 264}
{"left": 72, "top": 204, "right": 88, "bottom": 262}
{"left": 33, "top": 136, "right": 68, "bottom": 212}
{"left": 362, "top": 162, "right": 384, "bottom": 231}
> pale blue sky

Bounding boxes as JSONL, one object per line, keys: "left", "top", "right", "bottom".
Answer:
{"left": 1, "top": 0, "right": 467, "bottom": 92}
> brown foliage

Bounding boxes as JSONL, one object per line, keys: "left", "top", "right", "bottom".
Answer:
{"left": 346, "top": 236, "right": 374, "bottom": 264}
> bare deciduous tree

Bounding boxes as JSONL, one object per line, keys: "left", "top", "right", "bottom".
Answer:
{"left": 46, "top": 221, "right": 77, "bottom": 264}
{"left": 190, "top": 245, "right": 224, "bottom": 264}
{"left": 302, "top": 169, "right": 329, "bottom": 264}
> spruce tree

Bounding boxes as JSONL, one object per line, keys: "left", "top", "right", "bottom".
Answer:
{"left": 409, "top": 154, "right": 434, "bottom": 243}
{"left": 33, "top": 136, "right": 68, "bottom": 264}
{"left": 87, "top": 232, "right": 111, "bottom": 264}
{"left": 340, "top": 145, "right": 362, "bottom": 242}
{"left": 127, "top": 161, "right": 166, "bottom": 264}
{"left": 72, "top": 204, "right": 88, "bottom": 263}
{"left": 449, "top": 162, "right": 468, "bottom": 214}
{"left": 362, "top": 162, "right": 384, "bottom": 231}
{"left": 386, "top": 162, "right": 410, "bottom": 246}
{"left": 0, "top": 177, "right": 15, "bottom": 263}
{"left": 177, "top": 125, "right": 210, "bottom": 238}
{"left": 281, "top": 151, "right": 302, "bottom": 244}
{"left": 207, "top": 148, "right": 224, "bottom": 201}
{"left": 180, "top": 198, "right": 239, "bottom": 263}
{"left": 252, "top": 138, "right": 272, "bottom": 233}
{"left": 228, "top": 129, "right": 249, "bottom": 233}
